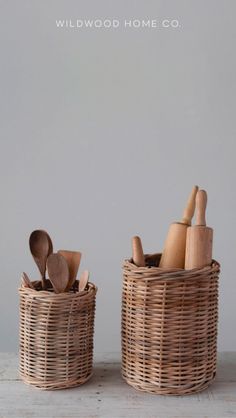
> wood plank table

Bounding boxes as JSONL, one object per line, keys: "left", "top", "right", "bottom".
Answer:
{"left": 0, "top": 352, "right": 235, "bottom": 418}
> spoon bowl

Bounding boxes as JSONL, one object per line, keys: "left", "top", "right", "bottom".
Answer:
{"left": 47, "top": 253, "right": 69, "bottom": 293}
{"left": 29, "top": 230, "right": 53, "bottom": 289}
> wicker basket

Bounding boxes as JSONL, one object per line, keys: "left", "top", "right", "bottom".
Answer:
{"left": 122, "top": 254, "right": 220, "bottom": 395}
{"left": 19, "top": 281, "right": 97, "bottom": 390}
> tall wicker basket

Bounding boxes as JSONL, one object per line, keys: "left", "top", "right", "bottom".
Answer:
{"left": 122, "top": 254, "right": 220, "bottom": 395}
{"left": 19, "top": 281, "right": 97, "bottom": 390}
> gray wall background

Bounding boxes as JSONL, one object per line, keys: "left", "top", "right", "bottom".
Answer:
{"left": 0, "top": 0, "right": 235, "bottom": 352}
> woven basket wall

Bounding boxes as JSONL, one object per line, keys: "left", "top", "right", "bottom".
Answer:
{"left": 19, "top": 282, "right": 97, "bottom": 390}
{"left": 122, "top": 254, "right": 220, "bottom": 395}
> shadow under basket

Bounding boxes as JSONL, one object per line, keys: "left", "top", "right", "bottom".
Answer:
{"left": 19, "top": 281, "right": 97, "bottom": 390}
{"left": 121, "top": 254, "right": 220, "bottom": 395}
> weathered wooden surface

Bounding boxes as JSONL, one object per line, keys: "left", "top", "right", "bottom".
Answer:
{"left": 0, "top": 352, "right": 236, "bottom": 418}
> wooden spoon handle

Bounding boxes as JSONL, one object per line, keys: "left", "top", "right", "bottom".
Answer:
{"left": 181, "top": 185, "right": 199, "bottom": 225}
{"left": 196, "top": 189, "right": 207, "bottom": 226}
{"left": 132, "top": 236, "right": 145, "bottom": 267}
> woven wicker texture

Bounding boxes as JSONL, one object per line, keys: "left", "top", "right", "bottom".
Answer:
{"left": 122, "top": 254, "right": 220, "bottom": 395}
{"left": 19, "top": 282, "right": 97, "bottom": 390}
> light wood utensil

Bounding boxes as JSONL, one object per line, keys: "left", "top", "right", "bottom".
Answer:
{"left": 132, "top": 236, "right": 145, "bottom": 267}
{"left": 58, "top": 250, "right": 82, "bottom": 291}
{"left": 21, "top": 272, "right": 34, "bottom": 289}
{"left": 79, "top": 270, "right": 89, "bottom": 292}
{"left": 185, "top": 189, "right": 213, "bottom": 269}
{"left": 46, "top": 253, "right": 69, "bottom": 293}
{"left": 159, "top": 185, "right": 199, "bottom": 269}
{"left": 29, "top": 230, "right": 53, "bottom": 290}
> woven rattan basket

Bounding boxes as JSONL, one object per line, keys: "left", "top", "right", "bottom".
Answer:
{"left": 19, "top": 281, "right": 97, "bottom": 390}
{"left": 122, "top": 254, "right": 220, "bottom": 395}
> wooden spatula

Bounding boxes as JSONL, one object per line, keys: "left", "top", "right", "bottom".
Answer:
{"left": 185, "top": 189, "right": 213, "bottom": 269}
{"left": 79, "top": 270, "right": 90, "bottom": 292}
{"left": 21, "top": 272, "right": 34, "bottom": 289}
{"left": 58, "top": 250, "right": 82, "bottom": 291}
{"left": 47, "top": 253, "right": 69, "bottom": 293}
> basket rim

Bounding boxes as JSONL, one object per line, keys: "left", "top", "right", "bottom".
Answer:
{"left": 123, "top": 253, "right": 220, "bottom": 281}
{"left": 19, "top": 281, "right": 97, "bottom": 299}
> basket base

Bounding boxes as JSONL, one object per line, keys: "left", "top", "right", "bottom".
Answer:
{"left": 122, "top": 372, "right": 216, "bottom": 396}
{"left": 19, "top": 371, "right": 93, "bottom": 390}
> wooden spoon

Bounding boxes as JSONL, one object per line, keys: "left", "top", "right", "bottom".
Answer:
{"left": 47, "top": 253, "right": 69, "bottom": 293}
{"left": 58, "top": 250, "right": 82, "bottom": 291}
{"left": 29, "top": 230, "right": 53, "bottom": 290}
{"left": 79, "top": 270, "right": 89, "bottom": 292}
{"left": 21, "top": 272, "right": 34, "bottom": 289}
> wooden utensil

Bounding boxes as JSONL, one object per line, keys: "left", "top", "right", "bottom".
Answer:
{"left": 46, "top": 253, "right": 69, "bottom": 293}
{"left": 21, "top": 272, "right": 34, "bottom": 289}
{"left": 159, "top": 185, "right": 199, "bottom": 269}
{"left": 185, "top": 189, "right": 213, "bottom": 269}
{"left": 58, "top": 250, "right": 82, "bottom": 291}
{"left": 29, "top": 230, "right": 53, "bottom": 290}
{"left": 79, "top": 270, "right": 89, "bottom": 292}
{"left": 132, "top": 236, "right": 145, "bottom": 267}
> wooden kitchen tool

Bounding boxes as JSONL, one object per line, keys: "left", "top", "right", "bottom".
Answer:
{"left": 185, "top": 189, "right": 213, "bottom": 269}
{"left": 79, "top": 270, "right": 90, "bottom": 292}
{"left": 21, "top": 272, "right": 34, "bottom": 289}
{"left": 132, "top": 236, "right": 145, "bottom": 267}
{"left": 46, "top": 253, "right": 69, "bottom": 293}
{"left": 29, "top": 230, "right": 53, "bottom": 290}
{"left": 58, "top": 250, "right": 82, "bottom": 291}
{"left": 159, "top": 185, "right": 198, "bottom": 269}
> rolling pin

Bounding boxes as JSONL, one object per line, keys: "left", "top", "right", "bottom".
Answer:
{"left": 132, "top": 236, "right": 145, "bottom": 267}
{"left": 185, "top": 189, "right": 213, "bottom": 269}
{"left": 159, "top": 185, "right": 198, "bottom": 269}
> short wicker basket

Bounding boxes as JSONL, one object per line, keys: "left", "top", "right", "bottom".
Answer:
{"left": 122, "top": 254, "right": 220, "bottom": 395}
{"left": 19, "top": 281, "right": 97, "bottom": 390}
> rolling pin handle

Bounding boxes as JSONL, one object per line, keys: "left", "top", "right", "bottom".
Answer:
{"left": 196, "top": 189, "right": 207, "bottom": 226}
{"left": 181, "top": 185, "right": 198, "bottom": 225}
